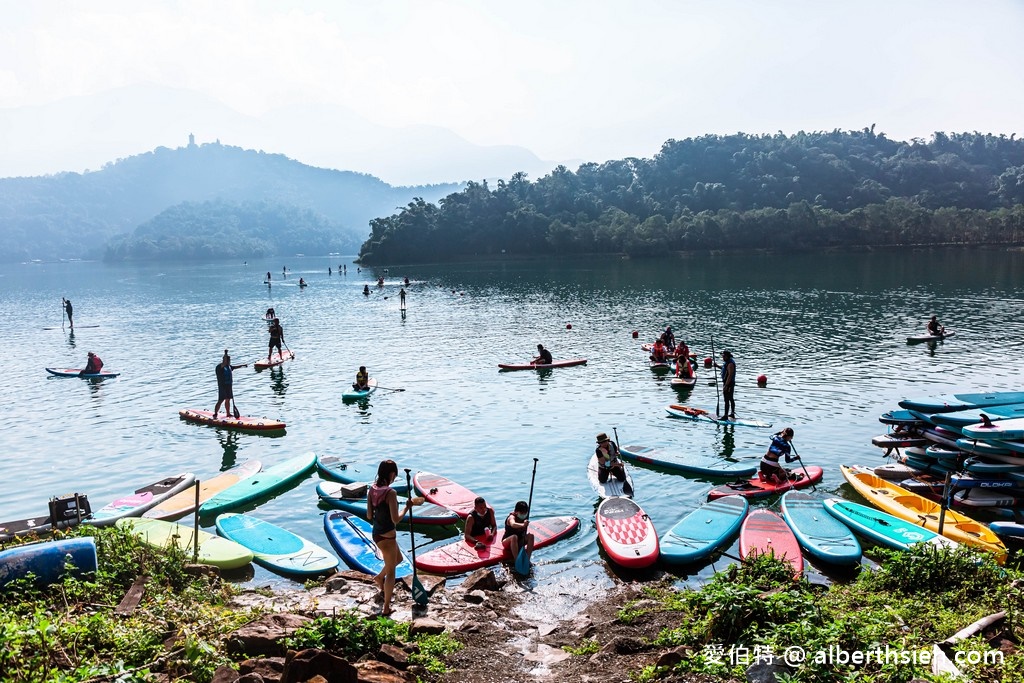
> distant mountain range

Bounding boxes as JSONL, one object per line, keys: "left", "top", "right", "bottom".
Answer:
{"left": 0, "top": 140, "right": 464, "bottom": 263}
{"left": 0, "top": 84, "right": 562, "bottom": 185}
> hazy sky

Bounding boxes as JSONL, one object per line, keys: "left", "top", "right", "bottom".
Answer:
{"left": 2, "top": 0, "right": 1023, "bottom": 168}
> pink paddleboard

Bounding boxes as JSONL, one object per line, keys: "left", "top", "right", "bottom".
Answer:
{"left": 739, "top": 509, "right": 803, "bottom": 577}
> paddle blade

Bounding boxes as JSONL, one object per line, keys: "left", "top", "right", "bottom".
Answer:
{"left": 514, "top": 548, "right": 531, "bottom": 576}
{"left": 412, "top": 575, "right": 429, "bottom": 606}
{"left": 233, "top": 406, "right": 241, "bottom": 419}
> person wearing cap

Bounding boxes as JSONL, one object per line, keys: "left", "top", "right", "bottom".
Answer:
{"left": 213, "top": 350, "right": 248, "bottom": 418}
{"left": 79, "top": 352, "right": 103, "bottom": 376}
{"left": 353, "top": 366, "right": 370, "bottom": 391}
{"left": 464, "top": 496, "right": 497, "bottom": 550}
{"left": 761, "top": 428, "right": 799, "bottom": 484}
{"left": 595, "top": 433, "right": 627, "bottom": 483}
{"left": 532, "top": 344, "right": 553, "bottom": 365}
{"left": 719, "top": 350, "right": 736, "bottom": 419}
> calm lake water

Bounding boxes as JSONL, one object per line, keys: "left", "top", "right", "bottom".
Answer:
{"left": 3, "top": 249, "right": 1024, "bottom": 594}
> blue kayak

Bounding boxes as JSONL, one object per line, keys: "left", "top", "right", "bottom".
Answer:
{"left": 322, "top": 510, "right": 412, "bottom": 578}
{"left": 216, "top": 513, "right": 337, "bottom": 576}
{"left": 780, "top": 492, "right": 861, "bottom": 566}
{"left": 899, "top": 392, "right": 1024, "bottom": 414}
{"left": 0, "top": 538, "right": 97, "bottom": 588}
{"left": 200, "top": 451, "right": 316, "bottom": 516}
{"left": 659, "top": 497, "right": 747, "bottom": 565}
{"left": 619, "top": 444, "right": 757, "bottom": 478}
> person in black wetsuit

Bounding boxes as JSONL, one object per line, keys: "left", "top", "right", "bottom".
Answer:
{"left": 367, "top": 459, "right": 423, "bottom": 617}
{"left": 63, "top": 298, "right": 74, "bottom": 328}
{"left": 761, "top": 427, "right": 799, "bottom": 484}
{"left": 464, "top": 496, "right": 497, "bottom": 550}
{"left": 268, "top": 318, "right": 285, "bottom": 361}
{"left": 532, "top": 344, "right": 553, "bottom": 365}
{"left": 502, "top": 501, "right": 534, "bottom": 561}
{"left": 213, "top": 350, "right": 247, "bottom": 418}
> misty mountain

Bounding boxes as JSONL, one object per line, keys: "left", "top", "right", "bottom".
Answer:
{"left": 0, "top": 84, "right": 558, "bottom": 185}
{"left": 0, "top": 140, "right": 462, "bottom": 263}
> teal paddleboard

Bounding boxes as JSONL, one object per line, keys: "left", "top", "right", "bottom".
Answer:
{"left": 200, "top": 452, "right": 316, "bottom": 516}
{"left": 620, "top": 444, "right": 756, "bottom": 478}
{"left": 780, "top": 492, "right": 861, "bottom": 566}
{"left": 963, "top": 415, "right": 1024, "bottom": 441}
{"left": 659, "top": 496, "right": 747, "bottom": 565}
{"left": 822, "top": 498, "right": 957, "bottom": 552}
{"left": 215, "top": 513, "right": 337, "bottom": 576}
{"left": 899, "top": 392, "right": 1024, "bottom": 414}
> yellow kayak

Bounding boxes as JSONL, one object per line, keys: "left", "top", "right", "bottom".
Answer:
{"left": 840, "top": 465, "right": 1007, "bottom": 564}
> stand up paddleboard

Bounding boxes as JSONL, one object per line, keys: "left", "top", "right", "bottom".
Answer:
{"left": 780, "top": 492, "right": 861, "bottom": 566}
{"left": 413, "top": 471, "right": 480, "bottom": 518}
{"left": 414, "top": 516, "right": 580, "bottom": 574}
{"left": 143, "top": 460, "right": 263, "bottom": 521}
{"left": 587, "top": 454, "right": 634, "bottom": 498}
{"left": 199, "top": 452, "right": 315, "bottom": 516}
{"left": 619, "top": 444, "right": 756, "bottom": 478}
{"left": 739, "top": 510, "right": 803, "bottom": 577}
{"left": 659, "top": 497, "right": 747, "bottom": 565}
{"left": 498, "top": 359, "right": 588, "bottom": 371}
{"left": 323, "top": 511, "right": 413, "bottom": 578}
{"left": 45, "top": 367, "right": 120, "bottom": 378}
{"left": 596, "top": 497, "right": 658, "bottom": 569}
{"left": 86, "top": 473, "right": 196, "bottom": 527}
{"left": 822, "top": 498, "right": 959, "bottom": 552}
{"left": 907, "top": 330, "right": 955, "bottom": 344}
{"left": 316, "top": 481, "right": 458, "bottom": 525}
{"left": 117, "top": 518, "right": 254, "bottom": 570}
{"left": 707, "top": 466, "right": 823, "bottom": 500}
{"left": 342, "top": 378, "right": 378, "bottom": 400}
{"left": 179, "top": 409, "right": 286, "bottom": 433}
{"left": 254, "top": 350, "right": 294, "bottom": 370}
{"left": 666, "top": 404, "right": 773, "bottom": 429}
{"left": 215, "top": 513, "right": 338, "bottom": 577}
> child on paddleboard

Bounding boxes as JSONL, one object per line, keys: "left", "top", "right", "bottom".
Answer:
{"left": 761, "top": 427, "right": 800, "bottom": 484}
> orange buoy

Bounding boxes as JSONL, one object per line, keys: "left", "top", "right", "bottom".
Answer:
{"left": 757, "top": 374, "right": 768, "bottom": 386}
{"left": 631, "top": 330, "right": 639, "bottom": 338}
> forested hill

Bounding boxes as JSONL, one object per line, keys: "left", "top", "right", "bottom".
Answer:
{"left": 0, "top": 142, "right": 460, "bottom": 262}
{"left": 357, "top": 129, "right": 1024, "bottom": 264}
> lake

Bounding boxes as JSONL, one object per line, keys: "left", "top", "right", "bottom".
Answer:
{"left": 3, "top": 249, "right": 1023, "bottom": 594}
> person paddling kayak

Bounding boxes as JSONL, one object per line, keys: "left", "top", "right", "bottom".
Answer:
{"left": 532, "top": 344, "right": 553, "bottom": 365}
{"left": 79, "top": 352, "right": 103, "bottom": 376}
{"left": 761, "top": 427, "right": 800, "bottom": 484}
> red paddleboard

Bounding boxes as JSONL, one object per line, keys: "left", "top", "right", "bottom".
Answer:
{"left": 739, "top": 510, "right": 803, "bottom": 577}
{"left": 497, "top": 358, "right": 588, "bottom": 371}
{"left": 595, "top": 497, "right": 659, "bottom": 569}
{"left": 254, "top": 350, "right": 295, "bottom": 370}
{"left": 414, "top": 516, "right": 580, "bottom": 574}
{"left": 414, "top": 471, "right": 479, "bottom": 518}
{"left": 178, "top": 409, "right": 286, "bottom": 432}
{"left": 707, "top": 466, "right": 823, "bottom": 500}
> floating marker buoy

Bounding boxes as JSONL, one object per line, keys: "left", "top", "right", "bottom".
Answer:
{"left": 632, "top": 330, "right": 639, "bottom": 338}
{"left": 704, "top": 357, "right": 713, "bottom": 367}
{"left": 757, "top": 374, "right": 768, "bottom": 386}
{"left": 566, "top": 324, "right": 572, "bottom": 329}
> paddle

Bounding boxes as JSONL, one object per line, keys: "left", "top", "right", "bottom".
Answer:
{"left": 61, "top": 298, "right": 66, "bottom": 329}
{"left": 404, "top": 469, "right": 429, "bottom": 607}
{"left": 612, "top": 427, "right": 634, "bottom": 497}
{"left": 789, "top": 441, "right": 814, "bottom": 490}
{"left": 710, "top": 334, "right": 721, "bottom": 417}
{"left": 514, "top": 458, "right": 539, "bottom": 576}
{"left": 376, "top": 386, "right": 406, "bottom": 392}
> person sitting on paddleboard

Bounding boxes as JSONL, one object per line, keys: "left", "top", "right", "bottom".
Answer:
{"left": 465, "top": 497, "right": 497, "bottom": 550}
{"left": 502, "top": 501, "right": 534, "bottom": 561}
{"left": 265, "top": 307, "right": 275, "bottom": 320}
{"left": 660, "top": 325, "right": 675, "bottom": 350}
{"left": 927, "top": 315, "right": 945, "bottom": 337}
{"left": 675, "top": 343, "right": 694, "bottom": 378}
{"left": 268, "top": 318, "right": 285, "bottom": 360}
{"left": 213, "top": 350, "right": 247, "bottom": 419}
{"left": 650, "top": 339, "right": 669, "bottom": 363}
{"left": 761, "top": 427, "right": 799, "bottom": 484}
{"left": 532, "top": 344, "right": 553, "bottom": 365}
{"left": 363, "top": 284, "right": 370, "bottom": 296}
{"left": 299, "top": 278, "right": 307, "bottom": 287}
{"left": 353, "top": 366, "right": 370, "bottom": 391}
{"left": 80, "top": 351, "right": 103, "bottom": 376}
{"left": 595, "top": 433, "right": 627, "bottom": 483}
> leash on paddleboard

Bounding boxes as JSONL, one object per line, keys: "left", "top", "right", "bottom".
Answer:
{"left": 514, "top": 458, "right": 539, "bottom": 576}
{"left": 404, "top": 468, "right": 429, "bottom": 607}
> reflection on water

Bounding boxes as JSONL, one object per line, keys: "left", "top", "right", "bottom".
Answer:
{"left": 3, "top": 250, "right": 1024, "bottom": 587}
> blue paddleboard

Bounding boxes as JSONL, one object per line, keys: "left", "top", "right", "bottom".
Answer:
{"left": 899, "top": 392, "right": 1024, "bottom": 414}
{"left": 822, "top": 499, "right": 957, "bottom": 552}
{"left": 216, "top": 513, "right": 337, "bottom": 576}
{"left": 322, "top": 511, "right": 412, "bottom": 578}
{"left": 659, "top": 496, "right": 747, "bottom": 565}
{"left": 620, "top": 444, "right": 757, "bottom": 478}
{"left": 316, "top": 482, "right": 453, "bottom": 525}
{"left": 342, "top": 378, "right": 378, "bottom": 401}
{"left": 780, "top": 492, "right": 861, "bottom": 566}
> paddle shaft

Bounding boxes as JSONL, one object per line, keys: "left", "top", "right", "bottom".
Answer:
{"left": 61, "top": 298, "right": 65, "bottom": 329}
{"left": 376, "top": 386, "right": 406, "bottom": 392}
{"left": 790, "top": 442, "right": 814, "bottom": 490}
{"left": 404, "top": 468, "right": 428, "bottom": 606}
{"left": 515, "top": 458, "right": 540, "bottom": 574}
{"left": 710, "top": 335, "right": 720, "bottom": 416}
{"left": 612, "top": 427, "right": 634, "bottom": 496}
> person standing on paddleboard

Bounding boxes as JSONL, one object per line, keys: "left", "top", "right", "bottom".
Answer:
{"left": 79, "top": 352, "right": 103, "bottom": 376}
{"left": 595, "top": 433, "right": 627, "bottom": 483}
{"left": 268, "top": 318, "right": 285, "bottom": 361}
{"left": 532, "top": 344, "right": 553, "bottom": 365}
{"left": 399, "top": 287, "right": 407, "bottom": 310}
{"left": 464, "top": 497, "right": 497, "bottom": 550}
{"left": 719, "top": 350, "right": 737, "bottom": 419}
{"left": 761, "top": 427, "right": 800, "bottom": 484}
{"left": 368, "top": 459, "right": 424, "bottom": 617}
{"left": 213, "top": 351, "right": 247, "bottom": 419}
{"left": 660, "top": 325, "right": 675, "bottom": 349}
{"left": 502, "top": 501, "right": 534, "bottom": 561}
{"left": 63, "top": 298, "right": 74, "bottom": 329}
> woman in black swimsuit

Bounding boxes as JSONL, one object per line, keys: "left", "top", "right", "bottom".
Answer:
{"left": 367, "top": 459, "right": 422, "bottom": 616}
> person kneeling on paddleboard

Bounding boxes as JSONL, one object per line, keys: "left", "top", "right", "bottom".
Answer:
{"left": 465, "top": 497, "right": 497, "bottom": 550}
{"left": 353, "top": 366, "right": 370, "bottom": 391}
{"left": 595, "top": 433, "right": 627, "bottom": 483}
{"left": 927, "top": 315, "right": 945, "bottom": 337}
{"left": 502, "top": 501, "right": 535, "bottom": 560}
{"left": 761, "top": 428, "right": 800, "bottom": 484}
{"left": 80, "top": 352, "right": 103, "bottom": 376}
{"left": 649, "top": 339, "right": 668, "bottom": 363}
{"left": 532, "top": 344, "right": 553, "bottom": 365}
{"left": 675, "top": 342, "right": 694, "bottom": 378}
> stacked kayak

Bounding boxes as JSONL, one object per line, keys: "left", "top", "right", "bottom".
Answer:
{"left": 216, "top": 513, "right": 338, "bottom": 576}
{"left": 620, "top": 444, "right": 756, "bottom": 478}
{"left": 414, "top": 516, "right": 580, "bottom": 574}
{"left": 596, "top": 497, "right": 658, "bottom": 569}
{"left": 117, "top": 518, "right": 253, "bottom": 569}
{"left": 739, "top": 510, "right": 803, "bottom": 578}
{"left": 659, "top": 497, "right": 747, "bottom": 565}
{"left": 780, "top": 492, "right": 861, "bottom": 566}
{"left": 840, "top": 465, "right": 1007, "bottom": 563}
{"left": 200, "top": 452, "right": 315, "bottom": 516}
